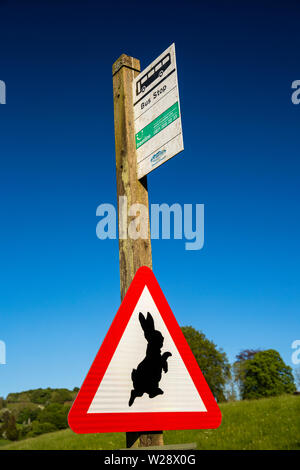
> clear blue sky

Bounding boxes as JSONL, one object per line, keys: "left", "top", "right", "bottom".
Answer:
{"left": 0, "top": 1, "right": 299, "bottom": 398}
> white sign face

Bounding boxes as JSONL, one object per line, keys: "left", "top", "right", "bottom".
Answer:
{"left": 88, "top": 286, "right": 206, "bottom": 414}
{"left": 132, "top": 44, "right": 184, "bottom": 179}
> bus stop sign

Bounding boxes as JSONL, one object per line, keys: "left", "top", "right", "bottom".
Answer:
{"left": 133, "top": 44, "right": 184, "bottom": 179}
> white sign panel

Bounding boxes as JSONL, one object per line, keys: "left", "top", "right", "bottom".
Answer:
{"left": 132, "top": 44, "right": 184, "bottom": 179}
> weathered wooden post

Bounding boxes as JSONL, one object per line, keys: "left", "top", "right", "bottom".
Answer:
{"left": 112, "top": 54, "right": 164, "bottom": 448}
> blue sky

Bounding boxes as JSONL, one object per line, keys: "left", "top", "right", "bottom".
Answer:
{"left": 0, "top": 0, "right": 299, "bottom": 397}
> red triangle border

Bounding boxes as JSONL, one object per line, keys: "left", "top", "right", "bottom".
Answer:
{"left": 68, "top": 266, "right": 222, "bottom": 433}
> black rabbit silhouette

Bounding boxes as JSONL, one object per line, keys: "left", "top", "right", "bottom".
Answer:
{"left": 128, "top": 312, "right": 172, "bottom": 407}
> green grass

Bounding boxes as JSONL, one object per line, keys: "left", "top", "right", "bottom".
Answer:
{"left": 1, "top": 394, "right": 299, "bottom": 450}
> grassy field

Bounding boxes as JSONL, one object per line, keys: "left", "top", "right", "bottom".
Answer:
{"left": 0, "top": 394, "right": 299, "bottom": 450}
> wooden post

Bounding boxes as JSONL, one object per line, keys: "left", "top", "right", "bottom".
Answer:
{"left": 112, "top": 54, "right": 164, "bottom": 448}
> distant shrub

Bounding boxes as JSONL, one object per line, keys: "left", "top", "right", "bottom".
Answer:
{"left": 38, "top": 403, "right": 69, "bottom": 430}
{"left": 27, "top": 421, "right": 56, "bottom": 437}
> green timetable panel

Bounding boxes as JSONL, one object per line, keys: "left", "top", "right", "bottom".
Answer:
{"left": 135, "top": 102, "right": 180, "bottom": 149}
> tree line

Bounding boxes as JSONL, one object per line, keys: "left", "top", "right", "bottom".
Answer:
{"left": 181, "top": 327, "right": 297, "bottom": 402}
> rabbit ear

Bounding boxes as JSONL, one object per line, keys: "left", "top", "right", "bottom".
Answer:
{"left": 139, "top": 313, "right": 147, "bottom": 332}
{"left": 139, "top": 312, "right": 155, "bottom": 338}
{"left": 146, "top": 312, "right": 155, "bottom": 331}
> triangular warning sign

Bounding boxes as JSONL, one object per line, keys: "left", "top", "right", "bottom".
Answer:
{"left": 68, "top": 267, "right": 221, "bottom": 433}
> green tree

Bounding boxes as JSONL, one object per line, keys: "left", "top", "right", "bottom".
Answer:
{"left": 294, "top": 367, "right": 300, "bottom": 390}
{"left": 234, "top": 349, "right": 261, "bottom": 396}
{"left": 6, "top": 414, "right": 19, "bottom": 441}
{"left": 17, "top": 406, "right": 40, "bottom": 424}
{"left": 38, "top": 403, "right": 69, "bottom": 430}
{"left": 1, "top": 411, "right": 19, "bottom": 441}
{"left": 181, "top": 326, "right": 231, "bottom": 402}
{"left": 30, "top": 388, "right": 52, "bottom": 404}
{"left": 6, "top": 393, "right": 19, "bottom": 403}
{"left": 51, "top": 389, "right": 73, "bottom": 404}
{"left": 235, "top": 349, "right": 296, "bottom": 399}
{"left": 224, "top": 373, "right": 238, "bottom": 402}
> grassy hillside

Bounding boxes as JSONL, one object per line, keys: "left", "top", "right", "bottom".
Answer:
{"left": 1, "top": 394, "right": 299, "bottom": 450}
